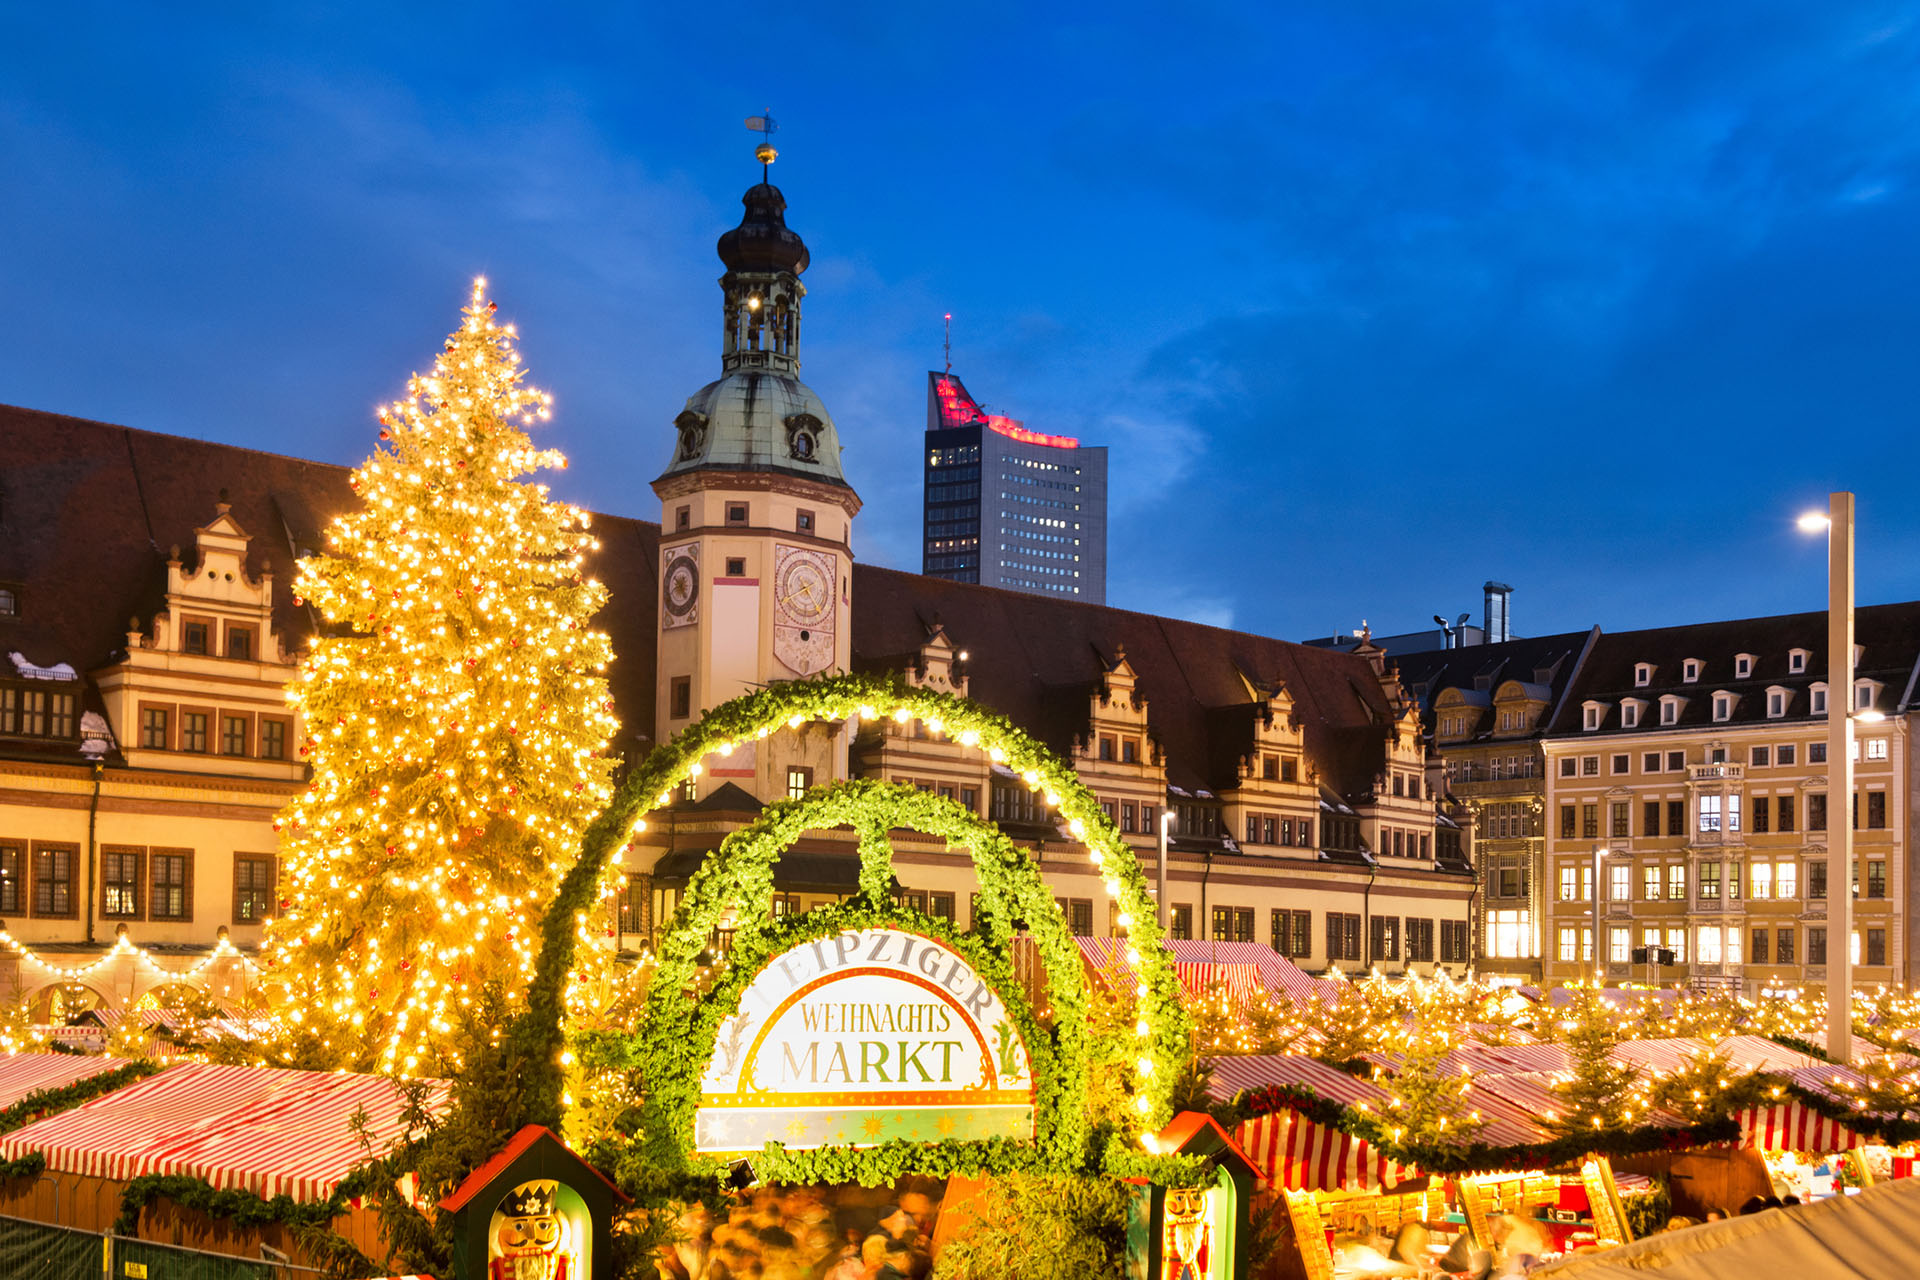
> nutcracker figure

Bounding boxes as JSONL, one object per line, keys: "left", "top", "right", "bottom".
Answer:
{"left": 489, "top": 1180, "right": 575, "bottom": 1280}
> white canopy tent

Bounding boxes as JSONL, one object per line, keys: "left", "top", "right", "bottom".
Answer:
{"left": 1533, "top": 1177, "right": 1920, "bottom": 1278}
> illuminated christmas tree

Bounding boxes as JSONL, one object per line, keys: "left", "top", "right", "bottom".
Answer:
{"left": 1548, "top": 985, "right": 1643, "bottom": 1134}
{"left": 264, "top": 279, "right": 618, "bottom": 1076}
{"left": 1379, "top": 1020, "right": 1483, "bottom": 1150}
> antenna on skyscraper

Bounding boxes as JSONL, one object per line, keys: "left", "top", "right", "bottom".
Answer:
{"left": 745, "top": 111, "right": 778, "bottom": 179}
{"left": 943, "top": 313, "right": 952, "bottom": 374}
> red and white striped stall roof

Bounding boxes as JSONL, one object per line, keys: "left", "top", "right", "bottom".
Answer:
{"left": 1164, "top": 940, "right": 1336, "bottom": 1007}
{"left": 1205, "top": 1054, "right": 1390, "bottom": 1108}
{"left": 0, "top": 1062, "right": 449, "bottom": 1201}
{"left": 1610, "top": 1038, "right": 1707, "bottom": 1076}
{"left": 0, "top": 1052, "right": 128, "bottom": 1108}
{"left": 1740, "top": 1101, "right": 1866, "bottom": 1153}
{"left": 1474, "top": 1043, "right": 1572, "bottom": 1075}
{"left": 1717, "top": 1035, "right": 1822, "bottom": 1074}
{"left": 1233, "top": 1110, "right": 1417, "bottom": 1193}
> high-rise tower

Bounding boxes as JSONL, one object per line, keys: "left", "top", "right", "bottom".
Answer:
{"left": 922, "top": 371, "right": 1107, "bottom": 604}
{"left": 652, "top": 160, "right": 861, "bottom": 796}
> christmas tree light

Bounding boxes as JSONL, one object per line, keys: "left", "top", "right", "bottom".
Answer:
{"left": 262, "top": 279, "right": 619, "bottom": 1076}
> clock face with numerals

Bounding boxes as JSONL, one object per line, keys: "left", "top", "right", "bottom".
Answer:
{"left": 773, "top": 544, "right": 836, "bottom": 675}
{"left": 663, "top": 549, "right": 699, "bottom": 627}
{"left": 775, "top": 552, "right": 832, "bottom": 627}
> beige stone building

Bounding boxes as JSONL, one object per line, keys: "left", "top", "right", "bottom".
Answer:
{"left": 1537, "top": 608, "right": 1920, "bottom": 994}
{"left": 0, "top": 172, "right": 1476, "bottom": 1018}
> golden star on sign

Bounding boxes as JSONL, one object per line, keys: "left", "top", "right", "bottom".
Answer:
{"left": 936, "top": 1115, "right": 957, "bottom": 1136}
{"left": 862, "top": 1115, "right": 885, "bottom": 1137}
{"left": 786, "top": 1118, "right": 810, "bottom": 1139}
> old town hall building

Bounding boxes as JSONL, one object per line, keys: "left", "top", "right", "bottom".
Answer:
{"left": 0, "top": 169, "right": 1475, "bottom": 1018}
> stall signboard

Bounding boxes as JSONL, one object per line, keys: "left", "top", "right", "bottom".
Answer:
{"left": 695, "top": 927, "right": 1034, "bottom": 1151}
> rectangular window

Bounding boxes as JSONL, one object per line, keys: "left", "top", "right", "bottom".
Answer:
{"left": 786, "top": 766, "right": 813, "bottom": 799}
{"left": 1777, "top": 928, "right": 1795, "bottom": 964}
{"left": 1609, "top": 862, "right": 1630, "bottom": 903}
{"left": 1609, "top": 927, "right": 1630, "bottom": 963}
{"left": 1808, "top": 928, "right": 1827, "bottom": 966}
{"left": 1809, "top": 860, "right": 1828, "bottom": 900}
{"left": 1643, "top": 800, "right": 1661, "bottom": 837}
{"left": 182, "top": 620, "right": 209, "bottom": 654}
{"left": 1777, "top": 744, "right": 1797, "bottom": 766}
{"left": 1559, "top": 805, "right": 1576, "bottom": 838}
{"left": 1293, "top": 911, "right": 1312, "bottom": 959}
{"left": 1581, "top": 804, "right": 1598, "bottom": 839}
{"left": 1170, "top": 904, "right": 1192, "bottom": 941}
{"left": 222, "top": 715, "right": 248, "bottom": 756}
{"left": 101, "top": 847, "right": 142, "bottom": 919}
{"left": 181, "top": 711, "right": 208, "bottom": 753}
{"left": 1752, "top": 927, "right": 1769, "bottom": 964}
{"left": 1779, "top": 794, "right": 1795, "bottom": 832}
{"left": 1610, "top": 803, "right": 1629, "bottom": 838}
{"left": 1868, "top": 792, "right": 1887, "bottom": 829}
{"left": 1867, "top": 861, "right": 1886, "bottom": 899}
{"left": 1370, "top": 915, "right": 1400, "bottom": 961}
{"left": 1644, "top": 863, "right": 1662, "bottom": 900}
{"left": 1751, "top": 745, "right": 1770, "bottom": 767}
{"left": 226, "top": 626, "right": 254, "bottom": 660}
{"left": 0, "top": 843, "right": 18, "bottom": 914}
{"left": 796, "top": 509, "right": 815, "bottom": 535}
{"left": 1064, "top": 898, "right": 1093, "bottom": 936}
{"left": 150, "top": 851, "right": 190, "bottom": 921}
{"left": 960, "top": 786, "right": 977, "bottom": 813}
{"left": 1777, "top": 861, "right": 1797, "bottom": 899}
{"left": 725, "top": 502, "right": 748, "bottom": 526}
{"left": 1441, "top": 919, "right": 1469, "bottom": 964}
{"left": 1668, "top": 864, "right": 1687, "bottom": 900}
{"left": 141, "top": 706, "right": 170, "bottom": 750}
{"left": 1750, "top": 861, "right": 1772, "bottom": 899}
{"left": 1753, "top": 796, "right": 1770, "bottom": 833}
{"left": 1667, "top": 751, "right": 1685, "bottom": 771}
{"left": 1098, "top": 735, "right": 1115, "bottom": 761}
{"left": 929, "top": 892, "right": 955, "bottom": 921}
{"left": 1867, "top": 929, "right": 1887, "bottom": 967}
{"left": 1271, "top": 909, "right": 1289, "bottom": 954}
{"left": 670, "top": 676, "right": 692, "bottom": 720}
{"left": 1699, "top": 794, "right": 1723, "bottom": 832}
{"left": 1559, "top": 757, "right": 1576, "bottom": 778}
{"left": 1280, "top": 756, "right": 1295, "bottom": 781}
{"left": 234, "top": 854, "right": 276, "bottom": 923}
{"left": 1810, "top": 741, "right": 1827, "bottom": 764}
{"left": 32, "top": 845, "right": 75, "bottom": 917}
{"left": 1234, "top": 907, "right": 1254, "bottom": 943}
{"left": 1407, "top": 918, "right": 1435, "bottom": 962}
{"left": 1867, "top": 738, "right": 1889, "bottom": 761}
{"left": 260, "top": 718, "right": 288, "bottom": 760}
{"left": 1582, "top": 756, "right": 1599, "bottom": 776}
{"left": 1809, "top": 793, "right": 1827, "bottom": 831}
{"left": 1559, "top": 866, "right": 1578, "bottom": 901}
{"left": 1698, "top": 861, "right": 1720, "bottom": 900}
{"left": 1667, "top": 799, "right": 1684, "bottom": 834}
{"left": 1728, "top": 856, "right": 1743, "bottom": 900}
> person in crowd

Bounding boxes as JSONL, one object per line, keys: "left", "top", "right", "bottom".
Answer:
{"left": 1738, "top": 1195, "right": 1772, "bottom": 1216}
{"left": 1702, "top": 1209, "right": 1725, "bottom": 1223}
{"left": 1331, "top": 1231, "right": 1418, "bottom": 1277}
{"left": 1389, "top": 1221, "right": 1433, "bottom": 1266}
{"left": 1663, "top": 1216, "right": 1699, "bottom": 1232}
{"left": 1780, "top": 1195, "right": 1802, "bottom": 1207}
{"left": 1490, "top": 1215, "right": 1550, "bottom": 1277}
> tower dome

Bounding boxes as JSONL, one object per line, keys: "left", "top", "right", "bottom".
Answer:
{"left": 654, "top": 175, "right": 853, "bottom": 494}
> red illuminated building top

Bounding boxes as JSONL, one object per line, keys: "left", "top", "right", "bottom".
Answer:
{"left": 928, "top": 372, "right": 1079, "bottom": 449}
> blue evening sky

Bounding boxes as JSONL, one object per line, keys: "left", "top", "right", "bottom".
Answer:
{"left": 6, "top": 4, "right": 1919, "bottom": 642}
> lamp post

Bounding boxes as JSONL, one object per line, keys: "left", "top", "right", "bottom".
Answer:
{"left": 1800, "top": 494, "right": 1855, "bottom": 1062}
{"left": 1158, "top": 808, "right": 1174, "bottom": 931}
{"left": 1590, "top": 840, "right": 1616, "bottom": 986}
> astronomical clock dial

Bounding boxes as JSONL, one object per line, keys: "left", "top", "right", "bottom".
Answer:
{"left": 662, "top": 545, "right": 699, "bottom": 629}
{"left": 773, "top": 544, "right": 836, "bottom": 676}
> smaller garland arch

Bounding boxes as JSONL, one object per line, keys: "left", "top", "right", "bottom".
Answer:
{"left": 635, "top": 780, "right": 1088, "bottom": 1177}
{"left": 516, "top": 673, "right": 1187, "bottom": 1149}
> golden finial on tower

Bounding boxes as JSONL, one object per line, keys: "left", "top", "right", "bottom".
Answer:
{"left": 745, "top": 111, "right": 778, "bottom": 178}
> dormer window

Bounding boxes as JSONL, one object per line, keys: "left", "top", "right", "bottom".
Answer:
{"left": 1788, "top": 648, "right": 1810, "bottom": 674}
{"left": 1620, "top": 699, "right": 1644, "bottom": 729}
{"left": 1634, "top": 663, "right": 1653, "bottom": 687}
{"left": 1766, "top": 686, "right": 1789, "bottom": 718}
{"left": 1682, "top": 659, "right": 1701, "bottom": 683}
{"left": 0, "top": 586, "right": 17, "bottom": 618}
{"left": 1712, "top": 692, "right": 1735, "bottom": 722}
{"left": 1734, "top": 653, "right": 1755, "bottom": 679}
{"left": 1810, "top": 683, "right": 1828, "bottom": 715}
{"left": 1582, "top": 701, "right": 1605, "bottom": 731}
{"left": 1856, "top": 680, "right": 1882, "bottom": 712}
{"left": 1659, "top": 695, "right": 1685, "bottom": 726}
{"left": 182, "top": 620, "right": 209, "bottom": 655}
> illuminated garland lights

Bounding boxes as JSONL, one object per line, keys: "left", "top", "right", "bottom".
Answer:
{"left": 0, "top": 931, "right": 258, "bottom": 984}
{"left": 263, "top": 278, "right": 620, "bottom": 1077}
{"left": 632, "top": 781, "right": 1090, "bottom": 1180}
{"left": 515, "top": 673, "right": 1189, "bottom": 1153}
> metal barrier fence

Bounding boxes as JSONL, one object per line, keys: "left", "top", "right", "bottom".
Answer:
{"left": 0, "top": 1214, "right": 330, "bottom": 1280}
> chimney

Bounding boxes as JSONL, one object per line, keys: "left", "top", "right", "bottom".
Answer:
{"left": 1483, "top": 582, "right": 1513, "bottom": 644}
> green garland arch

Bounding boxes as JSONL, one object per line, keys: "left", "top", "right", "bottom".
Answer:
{"left": 634, "top": 780, "right": 1087, "bottom": 1177}
{"left": 513, "top": 672, "right": 1188, "bottom": 1148}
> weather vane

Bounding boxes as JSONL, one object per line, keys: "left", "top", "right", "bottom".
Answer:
{"left": 745, "top": 110, "right": 778, "bottom": 178}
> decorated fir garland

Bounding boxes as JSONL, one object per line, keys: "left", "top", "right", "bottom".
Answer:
{"left": 631, "top": 781, "right": 1088, "bottom": 1178}
{"left": 514, "top": 673, "right": 1191, "bottom": 1151}
{"left": 0, "top": 1151, "right": 45, "bottom": 1181}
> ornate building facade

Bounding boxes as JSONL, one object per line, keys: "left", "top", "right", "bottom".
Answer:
{"left": 0, "top": 168, "right": 1475, "bottom": 1017}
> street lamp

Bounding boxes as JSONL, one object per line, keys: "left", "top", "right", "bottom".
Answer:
{"left": 1157, "top": 809, "right": 1175, "bottom": 931}
{"left": 1590, "top": 840, "right": 1622, "bottom": 985}
{"left": 1799, "top": 494, "right": 1855, "bottom": 1062}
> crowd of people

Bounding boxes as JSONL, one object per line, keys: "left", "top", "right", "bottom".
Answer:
{"left": 656, "top": 1185, "right": 939, "bottom": 1280}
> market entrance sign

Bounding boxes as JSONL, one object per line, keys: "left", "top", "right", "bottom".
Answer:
{"left": 695, "top": 927, "right": 1035, "bottom": 1151}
